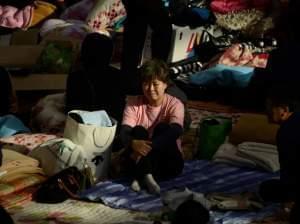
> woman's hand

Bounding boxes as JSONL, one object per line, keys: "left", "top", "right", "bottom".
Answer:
{"left": 131, "top": 139, "right": 152, "bottom": 156}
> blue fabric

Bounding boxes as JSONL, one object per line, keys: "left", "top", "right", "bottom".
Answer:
{"left": 80, "top": 160, "right": 280, "bottom": 223}
{"left": 191, "top": 7, "right": 210, "bottom": 20}
{"left": 71, "top": 110, "right": 112, "bottom": 127}
{"left": 0, "top": 115, "right": 30, "bottom": 138}
{"left": 189, "top": 64, "right": 254, "bottom": 88}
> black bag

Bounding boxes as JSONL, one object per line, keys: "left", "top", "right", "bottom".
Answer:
{"left": 33, "top": 166, "right": 94, "bottom": 203}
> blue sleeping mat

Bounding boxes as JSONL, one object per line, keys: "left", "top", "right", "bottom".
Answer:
{"left": 81, "top": 160, "right": 280, "bottom": 223}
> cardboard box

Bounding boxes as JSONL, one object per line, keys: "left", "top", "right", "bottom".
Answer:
{"left": 168, "top": 25, "right": 204, "bottom": 63}
{"left": 0, "top": 29, "right": 79, "bottom": 91}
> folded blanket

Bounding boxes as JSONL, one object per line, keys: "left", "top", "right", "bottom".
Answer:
{"left": 237, "top": 142, "right": 279, "bottom": 172}
{"left": 213, "top": 142, "right": 279, "bottom": 172}
{"left": 0, "top": 187, "right": 35, "bottom": 209}
{"left": 0, "top": 174, "right": 44, "bottom": 197}
{"left": 213, "top": 143, "right": 257, "bottom": 168}
{"left": 0, "top": 149, "right": 45, "bottom": 183}
{"left": 0, "top": 5, "right": 33, "bottom": 29}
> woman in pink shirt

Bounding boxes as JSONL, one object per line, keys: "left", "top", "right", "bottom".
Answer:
{"left": 119, "top": 59, "right": 185, "bottom": 194}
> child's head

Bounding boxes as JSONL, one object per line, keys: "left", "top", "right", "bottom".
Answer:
{"left": 266, "top": 84, "right": 300, "bottom": 124}
{"left": 172, "top": 199, "right": 210, "bottom": 224}
{"left": 80, "top": 33, "right": 113, "bottom": 72}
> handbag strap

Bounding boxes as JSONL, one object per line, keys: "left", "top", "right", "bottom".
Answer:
{"left": 57, "top": 175, "right": 80, "bottom": 199}
{"left": 92, "top": 128, "right": 113, "bottom": 148}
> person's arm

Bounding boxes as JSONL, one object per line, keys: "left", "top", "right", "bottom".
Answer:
{"left": 120, "top": 97, "right": 153, "bottom": 159}
{"left": 119, "top": 96, "right": 139, "bottom": 148}
{"left": 119, "top": 124, "right": 133, "bottom": 148}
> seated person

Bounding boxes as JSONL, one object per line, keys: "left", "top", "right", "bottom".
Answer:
{"left": 65, "top": 33, "right": 125, "bottom": 122}
{"left": 119, "top": 59, "right": 184, "bottom": 194}
{"left": 259, "top": 84, "right": 300, "bottom": 224}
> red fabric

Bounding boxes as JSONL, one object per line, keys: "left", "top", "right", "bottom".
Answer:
{"left": 218, "top": 44, "right": 269, "bottom": 68}
{"left": 210, "top": 0, "right": 272, "bottom": 14}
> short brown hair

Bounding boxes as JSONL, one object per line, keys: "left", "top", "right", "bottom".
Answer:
{"left": 140, "top": 59, "right": 170, "bottom": 85}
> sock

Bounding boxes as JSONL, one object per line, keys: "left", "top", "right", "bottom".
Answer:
{"left": 131, "top": 179, "right": 141, "bottom": 192}
{"left": 144, "top": 174, "right": 160, "bottom": 195}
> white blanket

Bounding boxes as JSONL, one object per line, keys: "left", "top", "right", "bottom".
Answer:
{"left": 213, "top": 142, "right": 279, "bottom": 172}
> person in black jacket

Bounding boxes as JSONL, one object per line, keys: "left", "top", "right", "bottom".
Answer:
{"left": 259, "top": 85, "right": 300, "bottom": 224}
{"left": 239, "top": 0, "right": 300, "bottom": 111}
{"left": 121, "top": 0, "right": 173, "bottom": 94}
{"left": 65, "top": 33, "right": 126, "bottom": 122}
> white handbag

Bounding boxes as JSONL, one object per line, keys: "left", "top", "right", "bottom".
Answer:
{"left": 63, "top": 110, "right": 117, "bottom": 181}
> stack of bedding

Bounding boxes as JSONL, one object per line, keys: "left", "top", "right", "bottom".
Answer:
{"left": 0, "top": 148, "right": 46, "bottom": 209}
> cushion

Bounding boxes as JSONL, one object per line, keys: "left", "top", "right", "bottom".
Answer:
{"left": 229, "top": 113, "right": 279, "bottom": 145}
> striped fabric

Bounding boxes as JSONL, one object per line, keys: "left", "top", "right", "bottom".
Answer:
{"left": 81, "top": 160, "right": 280, "bottom": 223}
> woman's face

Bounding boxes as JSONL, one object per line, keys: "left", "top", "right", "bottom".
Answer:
{"left": 142, "top": 78, "right": 168, "bottom": 105}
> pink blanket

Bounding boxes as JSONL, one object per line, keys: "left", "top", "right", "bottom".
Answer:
{"left": 0, "top": 5, "right": 33, "bottom": 29}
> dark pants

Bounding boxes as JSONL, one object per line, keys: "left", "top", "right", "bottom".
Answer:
{"left": 259, "top": 179, "right": 289, "bottom": 203}
{"left": 126, "top": 123, "right": 184, "bottom": 181}
{"left": 290, "top": 200, "right": 300, "bottom": 224}
{"left": 121, "top": 0, "right": 172, "bottom": 93}
{"left": 0, "top": 67, "right": 12, "bottom": 116}
{"left": 259, "top": 179, "right": 299, "bottom": 223}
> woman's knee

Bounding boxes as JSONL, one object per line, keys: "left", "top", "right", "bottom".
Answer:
{"left": 153, "top": 122, "right": 169, "bottom": 136}
{"left": 132, "top": 125, "right": 149, "bottom": 139}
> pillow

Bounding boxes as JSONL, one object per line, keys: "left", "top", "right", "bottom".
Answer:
{"left": 229, "top": 113, "right": 279, "bottom": 145}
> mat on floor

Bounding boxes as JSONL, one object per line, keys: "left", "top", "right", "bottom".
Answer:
{"left": 81, "top": 160, "right": 280, "bottom": 223}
